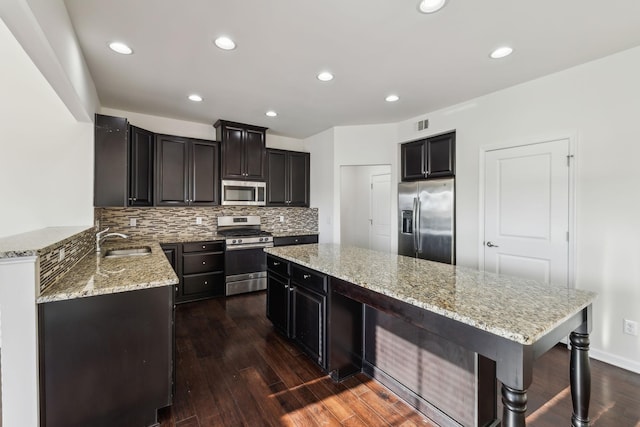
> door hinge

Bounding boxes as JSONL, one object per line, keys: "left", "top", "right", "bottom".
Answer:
{"left": 566, "top": 231, "right": 569, "bottom": 242}
{"left": 566, "top": 154, "right": 574, "bottom": 166}
{"left": 371, "top": 183, "right": 373, "bottom": 189}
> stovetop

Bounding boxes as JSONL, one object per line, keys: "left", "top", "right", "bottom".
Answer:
{"left": 217, "top": 229, "right": 272, "bottom": 238}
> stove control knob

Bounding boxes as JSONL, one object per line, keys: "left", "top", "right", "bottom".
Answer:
{"left": 259, "top": 237, "right": 264, "bottom": 242}
{"left": 232, "top": 239, "right": 237, "bottom": 244}
{"left": 238, "top": 239, "right": 242, "bottom": 244}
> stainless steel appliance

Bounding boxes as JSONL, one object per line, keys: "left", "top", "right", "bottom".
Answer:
{"left": 398, "top": 178, "right": 455, "bottom": 264}
{"left": 218, "top": 215, "right": 273, "bottom": 295}
{"left": 221, "top": 180, "right": 266, "bottom": 206}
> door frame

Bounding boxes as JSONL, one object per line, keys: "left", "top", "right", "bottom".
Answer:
{"left": 477, "top": 132, "right": 578, "bottom": 288}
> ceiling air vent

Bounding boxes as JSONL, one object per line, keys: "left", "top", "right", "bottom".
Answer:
{"left": 416, "top": 119, "right": 429, "bottom": 131}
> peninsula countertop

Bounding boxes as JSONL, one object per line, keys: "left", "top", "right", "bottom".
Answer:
{"left": 37, "top": 240, "right": 178, "bottom": 303}
{"left": 264, "top": 244, "right": 597, "bottom": 345}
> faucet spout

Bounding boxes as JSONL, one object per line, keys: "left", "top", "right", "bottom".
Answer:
{"left": 96, "top": 228, "right": 129, "bottom": 252}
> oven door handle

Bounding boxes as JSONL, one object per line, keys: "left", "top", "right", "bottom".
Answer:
{"left": 225, "top": 243, "right": 274, "bottom": 251}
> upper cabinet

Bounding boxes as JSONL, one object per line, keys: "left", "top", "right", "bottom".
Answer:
{"left": 94, "top": 114, "right": 154, "bottom": 207}
{"left": 214, "top": 120, "right": 267, "bottom": 181}
{"left": 155, "top": 134, "right": 219, "bottom": 206}
{"left": 401, "top": 131, "right": 456, "bottom": 181}
{"left": 266, "top": 149, "right": 310, "bottom": 207}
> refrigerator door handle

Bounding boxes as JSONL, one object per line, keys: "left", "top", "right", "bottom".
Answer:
{"left": 413, "top": 197, "right": 420, "bottom": 254}
{"left": 416, "top": 198, "right": 422, "bottom": 254}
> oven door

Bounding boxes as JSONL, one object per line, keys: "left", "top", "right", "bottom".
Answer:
{"left": 224, "top": 245, "right": 272, "bottom": 296}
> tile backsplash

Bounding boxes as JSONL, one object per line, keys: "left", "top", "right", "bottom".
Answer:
{"left": 96, "top": 206, "right": 318, "bottom": 238}
{"left": 39, "top": 227, "right": 94, "bottom": 292}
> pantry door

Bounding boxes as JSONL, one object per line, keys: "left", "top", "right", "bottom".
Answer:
{"left": 483, "top": 139, "right": 571, "bottom": 287}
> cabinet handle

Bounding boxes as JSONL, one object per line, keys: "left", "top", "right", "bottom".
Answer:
{"left": 202, "top": 245, "right": 206, "bottom": 249}
{"left": 303, "top": 274, "right": 311, "bottom": 279}
{"left": 284, "top": 285, "right": 289, "bottom": 289}
{"left": 202, "top": 261, "right": 206, "bottom": 265}
{"left": 204, "top": 281, "right": 208, "bottom": 285}
{"left": 273, "top": 261, "right": 280, "bottom": 266}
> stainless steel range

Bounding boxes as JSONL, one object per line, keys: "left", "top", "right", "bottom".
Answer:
{"left": 218, "top": 215, "right": 273, "bottom": 296}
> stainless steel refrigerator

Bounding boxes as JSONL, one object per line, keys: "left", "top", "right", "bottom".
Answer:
{"left": 398, "top": 178, "right": 455, "bottom": 264}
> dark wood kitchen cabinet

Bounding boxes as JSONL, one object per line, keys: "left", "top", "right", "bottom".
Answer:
{"left": 38, "top": 285, "right": 174, "bottom": 427}
{"left": 155, "top": 135, "right": 220, "bottom": 206}
{"left": 266, "top": 254, "right": 327, "bottom": 368}
{"left": 163, "top": 241, "right": 225, "bottom": 303}
{"left": 401, "top": 131, "right": 455, "bottom": 181}
{"left": 94, "top": 114, "right": 154, "bottom": 207}
{"left": 273, "top": 234, "right": 318, "bottom": 246}
{"left": 214, "top": 120, "right": 267, "bottom": 180}
{"left": 266, "top": 149, "right": 310, "bottom": 207}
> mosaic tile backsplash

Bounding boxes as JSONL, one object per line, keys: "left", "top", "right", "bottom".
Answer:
{"left": 39, "top": 227, "right": 95, "bottom": 292}
{"left": 96, "top": 206, "right": 318, "bottom": 239}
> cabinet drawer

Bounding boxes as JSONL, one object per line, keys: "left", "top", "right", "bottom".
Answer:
{"left": 183, "top": 252, "right": 224, "bottom": 274}
{"left": 183, "top": 241, "right": 224, "bottom": 253}
{"left": 291, "top": 265, "right": 327, "bottom": 294}
{"left": 183, "top": 272, "right": 224, "bottom": 296}
{"left": 274, "top": 235, "right": 318, "bottom": 246}
{"left": 267, "top": 255, "right": 289, "bottom": 277}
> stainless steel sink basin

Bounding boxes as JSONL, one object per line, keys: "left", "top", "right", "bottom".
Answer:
{"left": 103, "top": 246, "right": 152, "bottom": 258}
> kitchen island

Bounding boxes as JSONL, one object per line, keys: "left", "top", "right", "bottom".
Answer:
{"left": 264, "top": 244, "right": 597, "bottom": 427}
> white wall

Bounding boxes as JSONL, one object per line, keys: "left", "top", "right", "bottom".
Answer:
{"left": 0, "top": 18, "right": 94, "bottom": 238}
{"left": 102, "top": 107, "right": 306, "bottom": 152}
{"left": 392, "top": 46, "right": 640, "bottom": 371}
{"left": 304, "top": 128, "right": 335, "bottom": 243}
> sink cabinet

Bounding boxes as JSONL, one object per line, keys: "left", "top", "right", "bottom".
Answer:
{"left": 155, "top": 135, "right": 220, "bottom": 206}
{"left": 401, "top": 131, "right": 455, "bottom": 181}
{"left": 214, "top": 120, "right": 267, "bottom": 181}
{"left": 38, "top": 286, "right": 174, "bottom": 427}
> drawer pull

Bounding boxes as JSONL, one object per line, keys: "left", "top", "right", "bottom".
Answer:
{"left": 202, "top": 261, "right": 206, "bottom": 265}
{"left": 204, "top": 281, "right": 208, "bottom": 285}
{"left": 202, "top": 245, "right": 206, "bottom": 249}
{"left": 273, "top": 261, "right": 280, "bottom": 266}
{"left": 284, "top": 285, "right": 289, "bottom": 289}
{"left": 303, "top": 274, "right": 311, "bottom": 279}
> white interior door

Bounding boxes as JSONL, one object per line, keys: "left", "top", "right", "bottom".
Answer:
{"left": 484, "top": 139, "right": 570, "bottom": 287}
{"left": 370, "top": 173, "right": 391, "bottom": 252}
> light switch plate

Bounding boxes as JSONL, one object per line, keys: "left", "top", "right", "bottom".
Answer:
{"left": 196, "top": 217, "right": 203, "bottom": 225}
{"left": 129, "top": 218, "right": 137, "bottom": 227}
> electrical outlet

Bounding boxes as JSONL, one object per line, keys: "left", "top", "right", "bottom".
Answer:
{"left": 279, "top": 215, "right": 284, "bottom": 223}
{"left": 196, "top": 217, "right": 203, "bottom": 225}
{"left": 129, "top": 218, "right": 137, "bottom": 227}
{"left": 58, "top": 248, "right": 65, "bottom": 262}
{"left": 623, "top": 319, "right": 638, "bottom": 336}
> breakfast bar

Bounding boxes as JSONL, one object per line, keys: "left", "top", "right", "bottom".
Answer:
{"left": 264, "top": 244, "right": 597, "bottom": 427}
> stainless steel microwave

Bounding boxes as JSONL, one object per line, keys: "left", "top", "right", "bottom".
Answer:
{"left": 221, "top": 180, "right": 266, "bottom": 206}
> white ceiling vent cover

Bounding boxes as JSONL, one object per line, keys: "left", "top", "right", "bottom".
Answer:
{"left": 416, "top": 119, "right": 429, "bottom": 131}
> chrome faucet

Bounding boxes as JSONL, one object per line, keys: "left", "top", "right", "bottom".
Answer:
{"left": 96, "top": 227, "right": 129, "bottom": 252}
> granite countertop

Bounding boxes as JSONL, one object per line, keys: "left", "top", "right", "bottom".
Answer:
{"left": 264, "top": 244, "right": 597, "bottom": 345}
{"left": 37, "top": 239, "right": 179, "bottom": 303}
{"left": 0, "top": 226, "right": 92, "bottom": 258}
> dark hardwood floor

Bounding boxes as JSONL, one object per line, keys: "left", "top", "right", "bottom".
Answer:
{"left": 158, "top": 292, "right": 640, "bottom": 427}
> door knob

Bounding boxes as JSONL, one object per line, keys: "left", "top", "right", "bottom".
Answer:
{"left": 486, "top": 241, "right": 499, "bottom": 248}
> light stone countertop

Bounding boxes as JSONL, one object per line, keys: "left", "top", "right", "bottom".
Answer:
{"left": 37, "top": 239, "right": 178, "bottom": 303}
{"left": 264, "top": 244, "right": 597, "bottom": 345}
{"left": 0, "top": 226, "right": 92, "bottom": 258}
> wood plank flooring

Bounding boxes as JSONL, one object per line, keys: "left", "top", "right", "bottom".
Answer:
{"left": 158, "top": 292, "right": 640, "bottom": 427}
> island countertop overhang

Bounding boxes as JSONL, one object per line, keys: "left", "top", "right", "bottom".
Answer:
{"left": 264, "top": 243, "right": 597, "bottom": 346}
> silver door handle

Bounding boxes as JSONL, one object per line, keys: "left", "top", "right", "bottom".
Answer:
{"left": 486, "top": 241, "right": 499, "bottom": 248}
{"left": 412, "top": 197, "right": 419, "bottom": 253}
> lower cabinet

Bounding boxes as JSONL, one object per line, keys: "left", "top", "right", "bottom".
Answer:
{"left": 266, "top": 254, "right": 327, "bottom": 369}
{"left": 162, "top": 240, "right": 225, "bottom": 303}
{"left": 273, "top": 234, "right": 318, "bottom": 247}
{"left": 38, "top": 286, "right": 174, "bottom": 427}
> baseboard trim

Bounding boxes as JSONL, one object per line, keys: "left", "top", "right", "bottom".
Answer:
{"left": 589, "top": 347, "right": 640, "bottom": 374}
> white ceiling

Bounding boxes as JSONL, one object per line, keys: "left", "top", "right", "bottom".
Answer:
{"left": 63, "top": 0, "right": 640, "bottom": 139}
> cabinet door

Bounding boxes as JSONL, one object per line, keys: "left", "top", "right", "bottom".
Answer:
{"left": 288, "top": 152, "right": 310, "bottom": 207}
{"left": 156, "top": 135, "right": 189, "bottom": 206}
{"left": 267, "top": 272, "right": 291, "bottom": 336}
{"left": 266, "top": 149, "right": 287, "bottom": 206}
{"left": 401, "top": 140, "right": 426, "bottom": 181}
{"left": 94, "top": 114, "right": 128, "bottom": 207}
{"left": 244, "top": 128, "right": 266, "bottom": 180}
{"left": 426, "top": 132, "right": 455, "bottom": 177}
{"left": 292, "top": 285, "right": 325, "bottom": 367}
{"left": 190, "top": 140, "right": 219, "bottom": 206}
{"left": 129, "top": 126, "right": 154, "bottom": 206}
{"left": 220, "top": 125, "right": 245, "bottom": 179}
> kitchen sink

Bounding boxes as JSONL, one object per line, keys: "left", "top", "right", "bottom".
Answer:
{"left": 103, "top": 246, "right": 152, "bottom": 258}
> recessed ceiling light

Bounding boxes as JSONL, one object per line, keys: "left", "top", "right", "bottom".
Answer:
{"left": 214, "top": 36, "right": 236, "bottom": 50}
{"left": 418, "top": 0, "right": 447, "bottom": 14}
{"left": 490, "top": 46, "right": 514, "bottom": 59}
{"left": 188, "top": 94, "right": 203, "bottom": 102}
{"left": 385, "top": 94, "right": 400, "bottom": 102}
{"left": 266, "top": 111, "right": 277, "bottom": 117}
{"left": 109, "top": 41, "right": 133, "bottom": 55}
{"left": 317, "top": 71, "right": 334, "bottom": 82}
